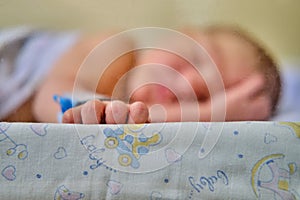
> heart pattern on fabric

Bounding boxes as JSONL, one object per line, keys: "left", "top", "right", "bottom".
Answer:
{"left": 150, "top": 191, "right": 162, "bottom": 200}
{"left": 165, "top": 148, "right": 182, "bottom": 163}
{"left": 30, "top": 124, "right": 48, "bottom": 136}
{"left": 264, "top": 133, "right": 278, "bottom": 144}
{"left": 107, "top": 180, "right": 122, "bottom": 195}
{"left": 54, "top": 147, "right": 67, "bottom": 159}
{"left": 1, "top": 165, "right": 16, "bottom": 181}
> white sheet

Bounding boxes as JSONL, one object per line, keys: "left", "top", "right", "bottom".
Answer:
{"left": 0, "top": 121, "right": 299, "bottom": 199}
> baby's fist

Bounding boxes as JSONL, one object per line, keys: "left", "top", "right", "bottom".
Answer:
{"left": 62, "top": 100, "right": 149, "bottom": 124}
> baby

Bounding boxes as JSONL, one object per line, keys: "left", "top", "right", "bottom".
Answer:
{"left": 2, "top": 25, "right": 281, "bottom": 123}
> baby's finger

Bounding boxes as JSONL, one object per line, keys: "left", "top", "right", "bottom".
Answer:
{"left": 105, "top": 100, "right": 129, "bottom": 124}
{"left": 62, "top": 106, "right": 83, "bottom": 123}
{"left": 127, "top": 101, "right": 149, "bottom": 124}
{"left": 81, "top": 100, "right": 106, "bottom": 124}
{"left": 239, "top": 74, "right": 265, "bottom": 98}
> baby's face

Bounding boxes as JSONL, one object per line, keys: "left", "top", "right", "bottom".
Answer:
{"left": 128, "top": 31, "right": 258, "bottom": 106}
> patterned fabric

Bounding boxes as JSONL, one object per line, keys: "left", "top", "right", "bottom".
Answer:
{"left": 0, "top": 122, "right": 299, "bottom": 199}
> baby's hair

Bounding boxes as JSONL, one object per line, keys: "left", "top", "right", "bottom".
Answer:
{"left": 202, "top": 24, "right": 281, "bottom": 116}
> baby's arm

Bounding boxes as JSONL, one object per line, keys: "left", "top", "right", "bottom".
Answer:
{"left": 32, "top": 38, "right": 87, "bottom": 122}
{"left": 32, "top": 32, "right": 138, "bottom": 123}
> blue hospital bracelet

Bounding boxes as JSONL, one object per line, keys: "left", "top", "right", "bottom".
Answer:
{"left": 53, "top": 95, "right": 112, "bottom": 113}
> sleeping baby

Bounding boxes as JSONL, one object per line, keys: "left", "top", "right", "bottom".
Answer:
{"left": 1, "top": 25, "right": 281, "bottom": 123}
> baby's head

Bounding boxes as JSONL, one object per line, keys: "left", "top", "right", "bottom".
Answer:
{"left": 128, "top": 25, "right": 281, "bottom": 116}
{"left": 199, "top": 25, "right": 281, "bottom": 114}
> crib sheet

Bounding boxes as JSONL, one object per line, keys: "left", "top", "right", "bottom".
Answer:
{"left": 0, "top": 121, "right": 299, "bottom": 200}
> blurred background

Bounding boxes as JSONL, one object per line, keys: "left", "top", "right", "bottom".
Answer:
{"left": 0, "top": 0, "right": 299, "bottom": 63}
{"left": 0, "top": 0, "right": 299, "bottom": 120}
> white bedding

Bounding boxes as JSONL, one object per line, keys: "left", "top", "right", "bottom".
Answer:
{"left": 0, "top": 121, "right": 299, "bottom": 199}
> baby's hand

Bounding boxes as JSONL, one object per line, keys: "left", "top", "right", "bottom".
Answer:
{"left": 62, "top": 100, "right": 149, "bottom": 124}
{"left": 222, "top": 74, "right": 271, "bottom": 121}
